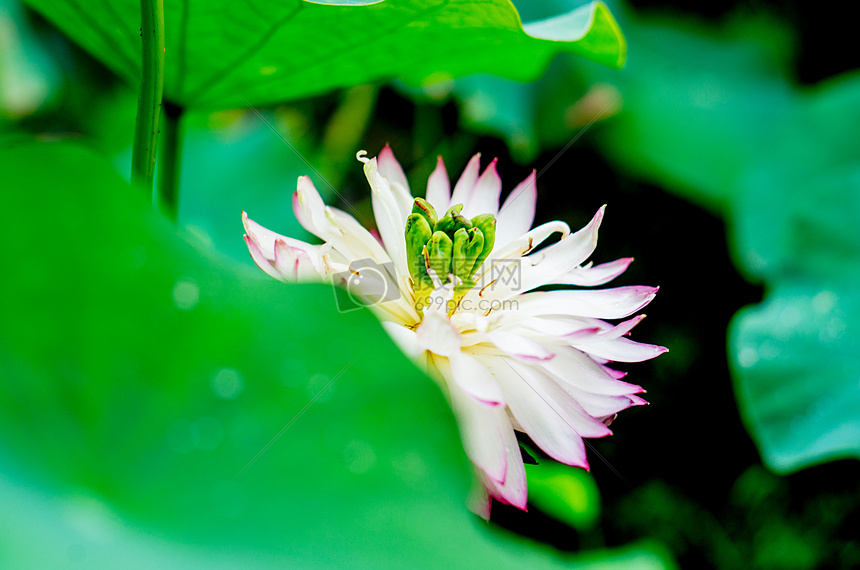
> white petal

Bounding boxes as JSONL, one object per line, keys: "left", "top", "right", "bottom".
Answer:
{"left": 416, "top": 310, "right": 461, "bottom": 357}
{"left": 377, "top": 145, "right": 415, "bottom": 220}
{"left": 425, "top": 156, "right": 451, "bottom": 214}
{"left": 381, "top": 321, "right": 424, "bottom": 360}
{"left": 540, "top": 345, "right": 643, "bottom": 396}
{"left": 468, "top": 477, "right": 492, "bottom": 520}
{"left": 488, "top": 357, "right": 606, "bottom": 466}
{"left": 485, "top": 330, "right": 555, "bottom": 361}
{"left": 514, "top": 206, "right": 605, "bottom": 293}
{"left": 477, "top": 419, "right": 527, "bottom": 509}
{"left": 448, "top": 352, "right": 506, "bottom": 406}
{"left": 558, "top": 257, "right": 633, "bottom": 287}
{"left": 449, "top": 153, "right": 481, "bottom": 208}
{"left": 495, "top": 170, "right": 537, "bottom": 247}
{"left": 442, "top": 364, "right": 509, "bottom": 484}
{"left": 516, "top": 286, "right": 659, "bottom": 319}
{"left": 463, "top": 159, "right": 501, "bottom": 218}
{"left": 365, "top": 158, "right": 410, "bottom": 281}
{"left": 560, "top": 382, "right": 641, "bottom": 417}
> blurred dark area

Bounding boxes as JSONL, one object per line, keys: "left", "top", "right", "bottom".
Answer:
{"left": 628, "top": 0, "right": 860, "bottom": 84}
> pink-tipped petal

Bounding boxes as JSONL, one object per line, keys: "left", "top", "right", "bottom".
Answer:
{"left": 496, "top": 170, "right": 537, "bottom": 247}
{"left": 475, "top": 414, "right": 528, "bottom": 509}
{"left": 464, "top": 158, "right": 501, "bottom": 218}
{"left": 602, "top": 365, "right": 628, "bottom": 380}
{"left": 378, "top": 144, "right": 409, "bottom": 192}
{"left": 426, "top": 156, "right": 451, "bottom": 213}
{"left": 450, "top": 153, "right": 482, "bottom": 207}
{"left": 628, "top": 394, "right": 649, "bottom": 406}
{"left": 541, "top": 345, "right": 644, "bottom": 396}
{"left": 559, "top": 257, "right": 634, "bottom": 287}
{"left": 244, "top": 234, "right": 283, "bottom": 281}
{"left": 273, "top": 239, "right": 318, "bottom": 281}
{"left": 579, "top": 338, "right": 669, "bottom": 363}
{"left": 489, "top": 357, "right": 607, "bottom": 465}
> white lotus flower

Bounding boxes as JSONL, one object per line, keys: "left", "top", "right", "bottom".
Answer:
{"left": 243, "top": 146, "right": 665, "bottom": 517}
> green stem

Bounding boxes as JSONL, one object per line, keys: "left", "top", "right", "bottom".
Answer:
{"left": 131, "top": 0, "right": 165, "bottom": 194}
{"left": 157, "top": 102, "right": 184, "bottom": 219}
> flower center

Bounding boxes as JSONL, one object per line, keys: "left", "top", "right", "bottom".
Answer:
{"left": 404, "top": 198, "right": 496, "bottom": 313}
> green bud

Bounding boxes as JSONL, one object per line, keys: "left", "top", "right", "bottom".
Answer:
{"left": 452, "top": 226, "right": 485, "bottom": 286}
{"left": 434, "top": 204, "right": 472, "bottom": 238}
{"left": 426, "top": 231, "right": 453, "bottom": 280}
{"left": 470, "top": 213, "right": 496, "bottom": 275}
{"left": 405, "top": 213, "right": 433, "bottom": 288}
{"left": 412, "top": 198, "right": 438, "bottom": 229}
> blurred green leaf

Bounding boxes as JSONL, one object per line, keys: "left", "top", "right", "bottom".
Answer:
{"left": 591, "top": 11, "right": 797, "bottom": 213}
{"left": 731, "top": 279, "right": 860, "bottom": 473}
{"left": 0, "top": 139, "right": 673, "bottom": 568}
{"left": 526, "top": 457, "right": 601, "bottom": 530}
{"left": 729, "top": 163, "right": 860, "bottom": 473}
{"left": 22, "top": 0, "right": 625, "bottom": 110}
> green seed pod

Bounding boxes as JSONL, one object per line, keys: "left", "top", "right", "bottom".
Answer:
{"left": 470, "top": 213, "right": 496, "bottom": 275}
{"left": 412, "top": 197, "right": 438, "bottom": 229}
{"left": 426, "top": 230, "right": 453, "bottom": 280}
{"left": 435, "top": 204, "right": 472, "bottom": 238}
{"left": 404, "top": 213, "right": 433, "bottom": 286}
{"left": 452, "top": 226, "right": 485, "bottom": 284}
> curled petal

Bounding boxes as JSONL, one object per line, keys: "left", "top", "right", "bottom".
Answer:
{"left": 477, "top": 207, "right": 606, "bottom": 303}
{"left": 365, "top": 157, "right": 410, "bottom": 280}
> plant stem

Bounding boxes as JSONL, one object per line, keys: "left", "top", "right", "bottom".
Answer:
{"left": 131, "top": 0, "right": 165, "bottom": 194}
{"left": 157, "top": 102, "right": 184, "bottom": 219}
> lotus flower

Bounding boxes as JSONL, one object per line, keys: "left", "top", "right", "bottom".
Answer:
{"left": 243, "top": 146, "right": 665, "bottom": 517}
